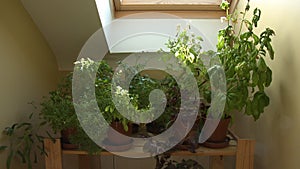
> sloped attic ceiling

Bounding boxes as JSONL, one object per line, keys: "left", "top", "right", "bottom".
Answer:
{"left": 20, "top": 0, "right": 101, "bottom": 71}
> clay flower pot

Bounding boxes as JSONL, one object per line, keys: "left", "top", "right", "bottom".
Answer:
{"left": 61, "top": 128, "right": 79, "bottom": 149}
{"left": 202, "top": 116, "right": 231, "bottom": 148}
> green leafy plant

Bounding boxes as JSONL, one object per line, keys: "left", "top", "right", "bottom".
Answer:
{"left": 74, "top": 58, "right": 140, "bottom": 132}
{"left": 40, "top": 59, "right": 107, "bottom": 153}
{"left": 1, "top": 104, "right": 53, "bottom": 169}
{"left": 217, "top": 0, "right": 275, "bottom": 120}
{"left": 165, "top": 0, "right": 275, "bottom": 121}
{"left": 164, "top": 25, "right": 210, "bottom": 114}
{"left": 40, "top": 73, "right": 76, "bottom": 133}
{"left": 155, "top": 153, "right": 204, "bottom": 169}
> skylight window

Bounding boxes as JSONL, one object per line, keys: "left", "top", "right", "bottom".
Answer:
{"left": 122, "top": 0, "right": 221, "bottom": 5}
{"left": 113, "top": 0, "right": 238, "bottom": 18}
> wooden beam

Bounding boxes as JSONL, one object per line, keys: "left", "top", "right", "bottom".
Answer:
{"left": 44, "top": 139, "right": 63, "bottom": 169}
{"left": 229, "top": 0, "right": 240, "bottom": 14}
{"left": 79, "top": 155, "right": 92, "bottom": 169}
{"left": 119, "top": 4, "right": 222, "bottom": 11}
{"left": 115, "top": 10, "right": 226, "bottom": 19}
{"left": 235, "top": 139, "right": 255, "bottom": 169}
{"left": 209, "top": 156, "right": 224, "bottom": 169}
{"left": 113, "top": 0, "right": 121, "bottom": 11}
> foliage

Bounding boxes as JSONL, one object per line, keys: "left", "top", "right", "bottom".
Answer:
{"left": 155, "top": 153, "right": 204, "bottom": 169}
{"left": 165, "top": 1, "right": 275, "bottom": 120}
{"left": 164, "top": 26, "right": 211, "bottom": 115}
{"left": 1, "top": 104, "right": 53, "bottom": 169}
{"left": 40, "top": 59, "right": 115, "bottom": 153}
{"left": 111, "top": 62, "right": 174, "bottom": 131}
{"left": 217, "top": 0, "right": 275, "bottom": 120}
{"left": 40, "top": 58, "right": 145, "bottom": 153}
{"left": 74, "top": 58, "right": 140, "bottom": 131}
{"left": 165, "top": 25, "right": 208, "bottom": 94}
{"left": 40, "top": 73, "right": 77, "bottom": 132}
{"left": 130, "top": 73, "right": 178, "bottom": 130}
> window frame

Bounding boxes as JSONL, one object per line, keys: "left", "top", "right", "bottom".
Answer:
{"left": 113, "top": 0, "right": 239, "bottom": 19}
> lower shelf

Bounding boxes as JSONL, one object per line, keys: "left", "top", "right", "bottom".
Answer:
{"left": 44, "top": 131, "right": 255, "bottom": 169}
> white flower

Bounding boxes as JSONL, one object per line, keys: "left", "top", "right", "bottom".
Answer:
{"left": 220, "top": 16, "right": 227, "bottom": 23}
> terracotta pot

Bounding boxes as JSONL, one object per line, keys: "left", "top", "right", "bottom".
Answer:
{"left": 173, "top": 116, "right": 201, "bottom": 151}
{"left": 200, "top": 116, "right": 231, "bottom": 148}
{"left": 61, "top": 128, "right": 79, "bottom": 149}
{"left": 107, "top": 121, "right": 132, "bottom": 145}
{"left": 206, "top": 117, "right": 231, "bottom": 142}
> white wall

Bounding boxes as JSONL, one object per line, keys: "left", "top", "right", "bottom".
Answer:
{"left": 95, "top": 0, "right": 226, "bottom": 53}
{"left": 21, "top": 0, "right": 101, "bottom": 71}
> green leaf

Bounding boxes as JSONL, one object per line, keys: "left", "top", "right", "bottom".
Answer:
{"left": 258, "top": 57, "right": 267, "bottom": 71}
{"left": 252, "top": 91, "right": 270, "bottom": 120}
{"left": 244, "top": 20, "right": 253, "bottom": 32}
{"left": 258, "top": 72, "right": 266, "bottom": 91}
{"left": 267, "top": 42, "right": 275, "bottom": 60}
{"left": 16, "top": 122, "right": 31, "bottom": 129}
{"left": 265, "top": 67, "right": 272, "bottom": 87}
{"left": 252, "top": 71, "right": 259, "bottom": 86}
{"left": 0, "top": 146, "right": 7, "bottom": 151}
{"left": 7, "top": 150, "right": 14, "bottom": 169}
{"left": 29, "top": 113, "right": 33, "bottom": 119}
{"left": 109, "top": 106, "right": 114, "bottom": 113}
{"left": 245, "top": 3, "right": 250, "bottom": 11}
{"left": 245, "top": 100, "right": 252, "bottom": 115}
{"left": 240, "top": 32, "right": 252, "bottom": 40}
{"left": 46, "top": 131, "right": 55, "bottom": 142}
{"left": 105, "top": 106, "right": 110, "bottom": 112}
{"left": 39, "top": 121, "right": 47, "bottom": 126}
{"left": 122, "top": 120, "right": 128, "bottom": 132}
{"left": 252, "top": 8, "right": 261, "bottom": 27}
{"left": 252, "top": 34, "right": 260, "bottom": 45}
{"left": 17, "top": 150, "right": 26, "bottom": 163}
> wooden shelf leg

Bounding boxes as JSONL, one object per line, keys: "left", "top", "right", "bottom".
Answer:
{"left": 79, "top": 155, "right": 92, "bottom": 169}
{"left": 44, "top": 139, "right": 63, "bottom": 169}
{"left": 209, "top": 156, "right": 224, "bottom": 169}
{"left": 235, "top": 139, "right": 255, "bottom": 169}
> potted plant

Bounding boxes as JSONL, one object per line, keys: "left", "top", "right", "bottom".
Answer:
{"left": 0, "top": 104, "right": 53, "bottom": 169}
{"left": 127, "top": 71, "right": 176, "bottom": 135}
{"left": 40, "top": 59, "right": 113, "bottom": 153}
{"left": 40, "top": 74, "right": 79, "bottom": 149}
{"left": 165, "top": 0, "right": 275, "bottom": 148}
{"left": 73, "top": 58, "right": 143, "bottom": 150}
{"left": 155, "top": 153, "right": 204, "bottom": 169}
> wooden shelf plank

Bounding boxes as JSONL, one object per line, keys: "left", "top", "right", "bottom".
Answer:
{"left": 63, "top": 144, "right": 236, "bottom": 156}
{"left": 45, "top": 130, "right": 254, "bottom": 169}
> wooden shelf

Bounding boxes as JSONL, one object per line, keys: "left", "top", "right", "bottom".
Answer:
{"left": 44, "top": 131, "right": 255, "bottom": 169}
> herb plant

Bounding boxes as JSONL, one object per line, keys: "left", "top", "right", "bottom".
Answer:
{"left": 1, "top": 104, "right": 54, "bottom": 169}
{"left": 217, "top": 0, "right": 275, "bottom": 120}
{"left": 165, "top": 1, "right": 275, "bottom": 120}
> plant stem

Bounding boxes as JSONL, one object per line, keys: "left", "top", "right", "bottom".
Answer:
{"left": 237, "top": 3, "right": 249, "bottom": 37}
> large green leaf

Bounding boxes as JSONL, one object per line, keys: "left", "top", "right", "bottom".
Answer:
{"left": 0, "top": 146, "right": 7, "bottom": 151}
{"left": 265, "top": 67, "right": 272, "bottom": 87}
{"left": 258, "top": 57, "right": 267, "bottom": 71}
{"left": 7, "top": 150, "right": 14, "bottom": 169}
